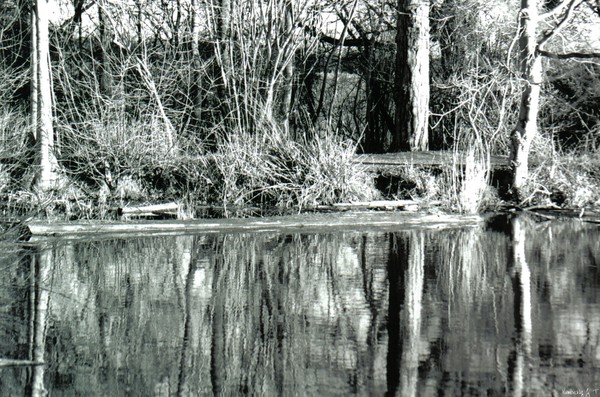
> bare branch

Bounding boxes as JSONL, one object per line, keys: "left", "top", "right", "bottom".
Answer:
{"left": 538, "top": 0, "right": 583, "bottom": 50}
{"left": 540, "top": 0, "right": 576, "bottom": 19}
{"left": 588, "top": 0, "right": 600, "bottom": 16}
{"left": 299, "top": 24, "right": 368, "bottom": 47}
{"left": 60, "top": 0, "right": 97, "bottom": 29}
{"left": 539, "top": 48, "right": 600, "bottom": 58}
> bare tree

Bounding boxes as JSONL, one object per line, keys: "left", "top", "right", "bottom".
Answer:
{"left": 510, "top": 0, "right": 600, "bottom": 198}
{"left": 510, "top": 0, "right": 543, "bottom": 198}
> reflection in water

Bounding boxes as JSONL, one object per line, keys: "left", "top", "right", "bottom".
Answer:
{"left": 29, "top": 249, "right": 52, "bottom": 397}
{"left": 0, "top": 215, "right": 599, "bottom": 395}
{"left": 509, "top": 216, "right": 533, "bottom": 397}
{"left": 386, "top": 232, "right": 424, "bottom": 397}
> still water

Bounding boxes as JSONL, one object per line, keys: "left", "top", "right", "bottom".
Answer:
{"left": 0, "top": 214, "right": 599, "bottom": 396}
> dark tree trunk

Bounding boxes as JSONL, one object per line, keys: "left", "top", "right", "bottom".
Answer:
{"left": 393, "top": 0, "right": 430, "bottom": 152}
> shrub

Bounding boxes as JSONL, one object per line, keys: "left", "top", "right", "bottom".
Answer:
{"left": 378, "top": 147, "right": 494, "bottom": 213}
{"left": 55, "top": 107, "right": 377, "bottom": 217}
{"left": 527, "top": 151, "right": 600, "bottom": 208}
{"left": 211, "top": 123, "right": 377, "bottom": 215}
{"left": 0, "top": 110, "right": 34, "bottom": 189}
{"left": 451, "top": 147, "right": 492, "bottom": 214}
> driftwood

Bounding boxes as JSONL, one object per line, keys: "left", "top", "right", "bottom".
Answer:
{"left": 24, "top": 212, "right": 483, "bottom": 240}
{"left": 354, "top": 151, "right": 510, "bottom": 172}
{"left": 523, "top": 206, "right": 600, "bottom": 223}
{"left": 316, "top": 200, "right": 432, "bottom": 211}
{"left": 118, "top": 202, "right": 179, "bottom": 219}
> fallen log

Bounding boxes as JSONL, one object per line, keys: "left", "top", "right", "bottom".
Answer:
{"left": 354, "top": 151, "right": 510, "bottom": 172}
{"left": 523, "top": 206, "right": 600, "bottom": 222}
{"left": 23, "top": 211, "right": 483, "bottom": 240}
{"left": 118, "top": 202, "right": 179, "bottom": 219}
{"left": 318, "top": 200, "right": 446, "bottom": 212}
{"left": 316, "top": 200, "right": 424, "bottom": 211}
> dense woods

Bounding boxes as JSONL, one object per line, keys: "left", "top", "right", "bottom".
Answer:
{"left": 0, "top": 0, "right": 599, "bottom": 217}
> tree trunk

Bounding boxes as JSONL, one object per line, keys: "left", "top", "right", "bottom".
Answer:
{"left": 190, "top": 0, "right": 203, "bottom": 125}
{"left": 211, "top": 0, "right": 232, "bottom": 123}
{"left": 217, "top": 0, "right": 231, "bottom": 92}
{"left": 30, "top": 4, "right": 38, "bottom": 140}
{"left": 135, "top": 0, "right": 142, "bottom": 44}
{"left": 363, "top": 43, "right": 388, "bottom": 153}
{"left": 510, "top": 0, "right": 542, "bottom": 199}
{"left": 33, "top": 0, "right": 58, "bottom": 191}
{"left": 98, "top": 2, "right": 113, "bottom": 97}
{"left": 278, "top": 0, "right": 295, "bottom": 133}
{"left": 393, "top": 0, "right": 430, "bottom": 152}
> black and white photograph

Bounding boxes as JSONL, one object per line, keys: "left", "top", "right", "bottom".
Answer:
{"left": 0, "top": 0, "right": 599, "bottom": 395}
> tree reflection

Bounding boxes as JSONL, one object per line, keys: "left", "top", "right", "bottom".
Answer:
{"left": 1, "top": 219, "right": 599, "bottom": 396}
{"left": 19, "top": 247, "right": 54, "bottom": 397}
{"left": 175, "top": 236, "right": 195, "bottom": 396}
{"left": 386, "top": 231, "right": 425, "bottom": 397}
{"left": 508, "top": 215, "right": 533, "bottom": 397}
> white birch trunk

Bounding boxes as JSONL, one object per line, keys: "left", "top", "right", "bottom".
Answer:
{"left": 30, "top": 6, "right": 38, "bottom": 140}
{"left": 510, "top": 0, "right": 543, "bottom": 197}
{"left": 34, "top": 0, "right": 58, "bottom": 190}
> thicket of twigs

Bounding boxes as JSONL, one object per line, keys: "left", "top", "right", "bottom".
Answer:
{"left": 0, "top": 1, "right": 598, "bottom": 219}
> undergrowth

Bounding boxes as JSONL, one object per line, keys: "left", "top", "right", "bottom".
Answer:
{"left": 380, "top": 147, "right": 495, "bottom": 214}
{"left": 2, "top": 106, "right": 599, "bottom": 220}
{"left": 526, "top": 151, "right": 600, "bottom": 208}
{"left": 212, "top": 122, "right": 378, "bottom": 216}
{"left": 47, "top": 111, "right": 378, "bottom": 218}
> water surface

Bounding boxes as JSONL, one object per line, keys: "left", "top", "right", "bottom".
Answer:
{"left": 0, "top": 215, "right": 599, "bottom": 396}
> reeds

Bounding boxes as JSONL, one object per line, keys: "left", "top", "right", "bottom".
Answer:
{"left": 212, "top": 119, "right": 377, "bottom": 215}
{"left": 452, "top": 146, "right": 491, "bottom": 214}
{"left": 0, "top": 110, "right": 33, "bottom": 188}
{"left": 53, "top": 98, "right": 377, "bottom": 218}
{"left": 386, "top": 145, "right": 492, "bottom": 213}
